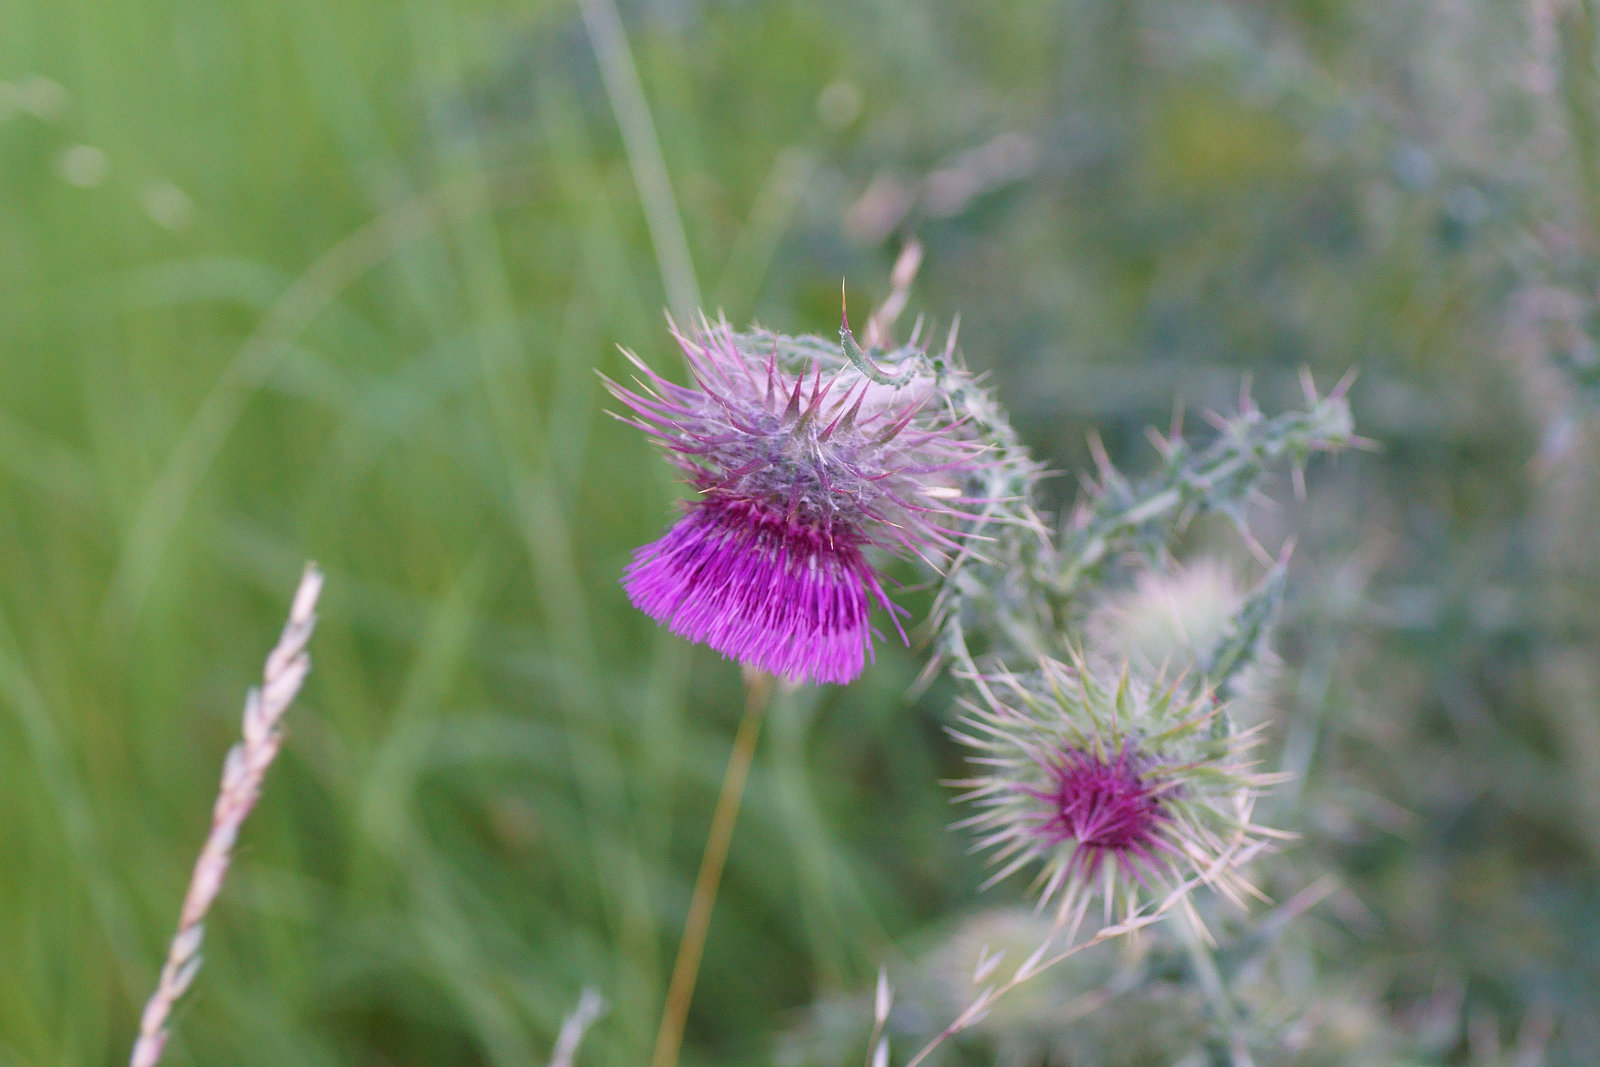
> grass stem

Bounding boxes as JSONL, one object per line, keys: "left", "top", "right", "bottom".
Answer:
{"left": 129, "top": 564, "right": 323, "bottom": 1067}
{"left": 650, "top": 669, "right": 774, "bottom": 1067}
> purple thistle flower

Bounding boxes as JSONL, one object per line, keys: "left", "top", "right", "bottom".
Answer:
{"left": 602, "top": 318, "right": 981, "bottom": 685}
{"left": 950, "top": 657, "right": 1282, "bottom": 926}
{"left": 1026, "top": 743, "right": 1178, "bottom": 890}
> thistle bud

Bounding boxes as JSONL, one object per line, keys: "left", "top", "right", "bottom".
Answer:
{"left": 950, "top": 656, "right": 1283, "bottom": 926}
{"left": 1085, "top": 559, "right": 1246, "bottom": 674}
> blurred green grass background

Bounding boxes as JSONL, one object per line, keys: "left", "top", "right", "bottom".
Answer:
{"left": 4, "top": 0, "right": 1600, "bottom": 1063}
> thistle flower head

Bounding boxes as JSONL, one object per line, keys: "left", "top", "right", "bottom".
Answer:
{"left": 950, "top": 656, "right": 1282, "bottom": 929}
{"left": 1030, "top": 741, "right": 1173, "bottom": 885}
{"left": 1085, "top": 558, "right": 1246, "bottom": 675}
{"left": 602, "top": 316, "right": 983, "bottom": 684}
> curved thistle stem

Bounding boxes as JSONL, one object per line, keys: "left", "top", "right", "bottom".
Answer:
{"left": 651, "top": 669, "right": 775, "bottom": 1067}
{"left": 840, "top": 286, "right": 923, "bottom": 387}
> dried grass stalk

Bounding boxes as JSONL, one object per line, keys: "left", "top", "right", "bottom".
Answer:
{"left": 129, "top": 563, "right": 324, "bottom": 1067}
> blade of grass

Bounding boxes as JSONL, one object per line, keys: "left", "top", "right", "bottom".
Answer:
{"left": 578, "top": 0, "right": 702, "bottom": 321}
{"left": 405, "top": 1, "right": 665, "bottom": 1055}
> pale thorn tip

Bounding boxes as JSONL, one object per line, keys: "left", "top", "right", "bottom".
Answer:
{"left": 1330, "top": 366, "right": 1359, "bottom": 401}
{"left": 875, "top": 968, "right": 893, "bottom": 1023}
{"left": 942, "top": 312, "right": 961, "bottom": 361}
{"left": 1299, "top": 365, "right": 1319, "bottom": 406}
{"left": 890, "top": 239, "right": 924, "bottom": 290}
{"left": 1145, "top": 424, "right": 1175, "bottom": 459}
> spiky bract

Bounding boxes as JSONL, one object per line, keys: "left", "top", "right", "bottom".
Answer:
{"left": 604, "top": 317, "right": 984, "bottom": 684}
{"left": 950, "top": 656, "right": 1281, "bottom": 929}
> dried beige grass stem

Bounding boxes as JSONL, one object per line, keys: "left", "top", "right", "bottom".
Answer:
{"left": 129, "top": 563, "right": 324, "bottom": 1067}
{"left": 548, "top": 989, "right": 605, "bottom": 1067}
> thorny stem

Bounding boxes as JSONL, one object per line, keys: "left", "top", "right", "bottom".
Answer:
{"left": 651, "top": 669, "right": 775, "bottom": 1067}
{"left": 1056, "top": 393, "right": 1353, "bottom": 596}
{"left": 1179, "top": 910, "right": 1256, "bottom": 1067}
{"left": 840, "top": 288, "right": 922, "bottom": 387}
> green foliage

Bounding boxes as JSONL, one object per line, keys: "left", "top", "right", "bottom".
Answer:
{"left": 2, "top": 0, "right": 1599, "bottom": 1065}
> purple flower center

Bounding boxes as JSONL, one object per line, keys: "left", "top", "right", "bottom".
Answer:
{"left": 1030, "top": 745, "right": 1174, "bottom": 884}
{"left": 623, "top": 493, "right": 902, "bottom": 685}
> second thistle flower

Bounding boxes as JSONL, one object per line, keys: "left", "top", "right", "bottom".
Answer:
{"left": 951, "top": 656, "right": 1284, "bottom": 928}
{"left": 603, "top": 318, "right": 983, "bottom": 685}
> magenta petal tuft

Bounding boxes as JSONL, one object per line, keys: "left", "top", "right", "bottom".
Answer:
{"left": 624, "top": 496, "right": 897, "bottom": 685}
{"left": 1031, "top": 744, "right": 1175, "bottom": 885}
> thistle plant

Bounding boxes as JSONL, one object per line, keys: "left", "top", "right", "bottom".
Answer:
{"left": 866, "top": 330, "right": 1348, "bottom": 1063}
{"left": 607, "top": 258, "right": 1354, "bottom": 1067}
